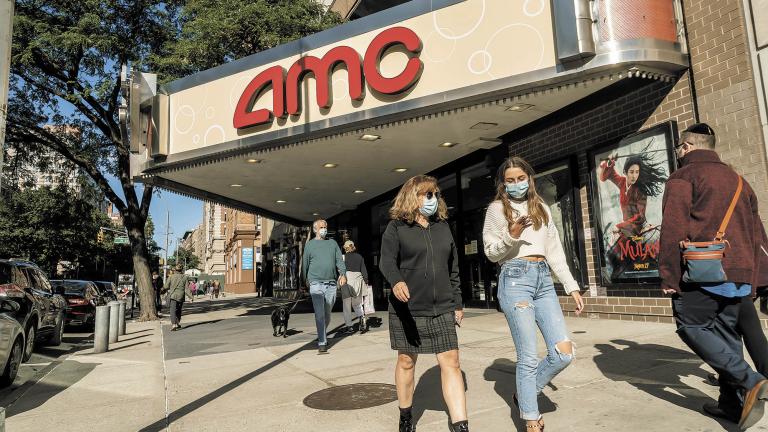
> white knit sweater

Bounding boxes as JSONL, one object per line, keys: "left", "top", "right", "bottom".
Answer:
{"left": 482, "top": 199, "right": 580, "bottom": 294}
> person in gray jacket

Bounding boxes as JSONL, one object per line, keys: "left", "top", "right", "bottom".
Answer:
{"left": 166, "top": 266, "right": 192, "bottom": 331}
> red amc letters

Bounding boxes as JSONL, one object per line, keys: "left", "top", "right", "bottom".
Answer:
{"left": 233, "top": 26, "right": 423, "bottom": 129}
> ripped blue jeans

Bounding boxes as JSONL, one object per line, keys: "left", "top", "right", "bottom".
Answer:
{"left": 498, "top": 259, "right": 573, "bottom": 421}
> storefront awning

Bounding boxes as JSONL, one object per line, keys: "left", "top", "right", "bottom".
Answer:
{"left": 130, "top": 0, "right": 688, "bottom": 224}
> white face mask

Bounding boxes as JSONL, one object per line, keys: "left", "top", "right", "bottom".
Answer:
{"left": 318, "top": 228, "right": 328, "bottom": 238}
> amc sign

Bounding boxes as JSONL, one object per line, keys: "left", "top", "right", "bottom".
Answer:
{"left": 233, "top": 27, "right": 423, "bottom": 129}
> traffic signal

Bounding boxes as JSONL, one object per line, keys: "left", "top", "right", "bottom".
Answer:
{"left": 97, "top": 229, "right": 104, "bottom": 243}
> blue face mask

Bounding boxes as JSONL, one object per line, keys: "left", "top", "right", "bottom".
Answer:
{"left": 506, "top": 181, "right": 529, "bottom": 199}
{"left": 420, "top": 196, "right": 438, "bottom": 217}
{"left": 318, "top": 228, "right": 328, "bottom": 238}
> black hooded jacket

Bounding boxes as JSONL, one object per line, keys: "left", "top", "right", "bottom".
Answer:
{"left": 379, "top": 219, "right": 463, "bottom": 317}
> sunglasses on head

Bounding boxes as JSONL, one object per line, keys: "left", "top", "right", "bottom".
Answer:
{"left": 423, "top": 191, "right": 441, "bottom": 200}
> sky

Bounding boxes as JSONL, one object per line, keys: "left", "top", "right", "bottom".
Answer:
{"left": 106, "top": 175, "right": 203, "bottom": 255}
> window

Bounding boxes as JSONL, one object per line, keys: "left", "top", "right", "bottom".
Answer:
{"left": 12, "top": 267, "right": 29, "bottom": 289}
{"left": 0, "top": 264, "right": 11, "bottom": 285}
{"left": 534, "top": 161, "right": 583, "bottom": 286}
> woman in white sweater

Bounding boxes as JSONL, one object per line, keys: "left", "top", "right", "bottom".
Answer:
{"left": 482, "top": 157, "right": 584, "bottom": 432}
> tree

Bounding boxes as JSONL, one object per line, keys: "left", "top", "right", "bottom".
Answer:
{"left": 167, "top": 246, "right": 200, "bottom": 271}
{"left": 150, "top": 0, "right": 342, "bottom": 80}
{"left": 5, "top": 0, "right": 341, "bottom": 320}
{"left": 0, "top": 184, "right": 110, "bottom": 277}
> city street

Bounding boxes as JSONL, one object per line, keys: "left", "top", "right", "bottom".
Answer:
{"left": 1, "top": 294, "right": 766, "bottom": 431}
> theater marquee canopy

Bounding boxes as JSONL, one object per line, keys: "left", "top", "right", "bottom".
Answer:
{"left": 130, "top": 0, "right": 688, "bottom": 224}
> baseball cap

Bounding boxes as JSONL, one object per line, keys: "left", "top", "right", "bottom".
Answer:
{"left": 683, "top": 123, "right": 715, "bottom": 136}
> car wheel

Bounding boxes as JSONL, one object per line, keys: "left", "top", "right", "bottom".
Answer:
{"left": 0, "top": 336, "right": 23, "bottom": 387}
{"left": 22, "top": 324, "right": 35, "bottom": 362}
{"left": 46, "top": 314, "right": 64, "bottom": 346}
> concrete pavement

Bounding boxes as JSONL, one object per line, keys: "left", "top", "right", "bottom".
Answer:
{"left": 3, "top": 294, "right": 768, "bottom": 431}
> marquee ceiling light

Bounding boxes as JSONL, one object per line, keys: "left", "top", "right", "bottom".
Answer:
{"left": 506, "top": 104, "right": 534, "bottom": 112}
{"left": 246, "top": 158, "right": 264, "bottom": 163}
{"left": 359, "top": 134, "right": 381, "bottom": 141}
{"left": 354, "top": 190, "right": 365, "bottom": 194}
{"left": 439, "top": 142, "right": 457, "bottom": 148}
{"left": 230, "top": 184, "right": 243, "bottom": 187}
{"left": 276, "top": 200, "right": 287, "bottom": 203}
{"left": 392, "top": 168, "right": 408, "bottom": 172}
{"left": 469, "top": 122, "right": 498, "bottom": 130}
{"left": 312, "top": 212, "right": 320, "bottom": 216}
{"left": 294, "top": 187, "right": 305, "bottom": 191}
{"left": 323, "top": 163, "right": 338, "bottom": 168}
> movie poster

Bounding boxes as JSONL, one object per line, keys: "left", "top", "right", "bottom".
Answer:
{"left": 592, "top": 124, "right": 674, "bottom": 283}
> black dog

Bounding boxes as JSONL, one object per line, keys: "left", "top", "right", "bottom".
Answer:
{"left": 271, "top": 306, "right": 290, "bottom": 337}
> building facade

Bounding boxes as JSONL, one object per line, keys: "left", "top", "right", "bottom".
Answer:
{"left": 131, "top": 0, "right": 768, "bottom": 322}
{"left": 203, "top": 202, "right": 226, "bottom": 275}
{"left": 223, "top": 209, "right": 270, "bottom": 294}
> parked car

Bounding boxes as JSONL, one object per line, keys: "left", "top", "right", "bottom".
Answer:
{"left": 0, "top": 299, "right": 24, "bottom": 387}
{"left": 0, "top": 259, "right": 67, "bottom": 362}
{"left": 50, "top": 280, "right": 106, "bottom": 329}
{"left": 93, "top": 281, "right": 118, "bottom": 302}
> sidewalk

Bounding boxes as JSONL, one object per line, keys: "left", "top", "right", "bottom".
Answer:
{"left": 4, "top": 296, "right": 768, "bottom": 431}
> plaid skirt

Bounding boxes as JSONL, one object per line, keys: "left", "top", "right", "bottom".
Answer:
{"left": 389, "top": 311, "right": 458, "bottom": 354}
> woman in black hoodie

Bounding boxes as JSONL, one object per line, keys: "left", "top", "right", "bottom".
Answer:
{"left": 380, "top": 175, "right": 467, "bottom": 432}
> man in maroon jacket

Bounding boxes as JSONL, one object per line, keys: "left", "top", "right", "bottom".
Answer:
{"left": 660, "top": 123, "right": 767, "bottom": 429}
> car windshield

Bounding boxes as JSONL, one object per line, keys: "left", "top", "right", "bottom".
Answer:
{"left": 94, "top": 282, "right": 112, "bottom": 293}
{"left": 61, "top": 281, "right": 90, "bottom": 296}
{"left": 0, "top": 264, "right": 11, "bottom": 285}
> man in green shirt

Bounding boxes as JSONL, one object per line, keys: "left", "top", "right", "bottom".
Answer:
{"left": 302, "top": 219, "right": 346, "bottom": 354}
{"left": 166, "top": 266, "right": 192, "bottom": 331}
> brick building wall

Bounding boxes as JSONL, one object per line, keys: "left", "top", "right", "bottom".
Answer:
{"left": 684, "top": 0, "right": 768, "bottom": 218}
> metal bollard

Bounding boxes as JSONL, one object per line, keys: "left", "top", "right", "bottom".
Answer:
{"left": 94, "top": 305, "right": 110, "bottom": 353}
{"left": 108, "top": 301, "right": 120, "bottom": 344}
{"left": 118, "top": 300, "right": 126, "bottom": 336}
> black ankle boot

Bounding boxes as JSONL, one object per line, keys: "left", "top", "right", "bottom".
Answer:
{"left": 399, "top": 407, "right": 415, "bottom": 432}
{"left": 399, "top": 416, "right": 415, "bottom": 432}
{"left": 451, "top": 420, "right": 469, "bottom": 432}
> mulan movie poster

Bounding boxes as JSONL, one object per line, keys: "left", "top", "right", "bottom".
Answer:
{"left": 593, "top": 125, "right": 674, "bottom": 283}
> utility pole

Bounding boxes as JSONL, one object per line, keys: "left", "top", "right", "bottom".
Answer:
{"left": 0, "top": 0, "right": 15, "bottom": 196}
{"left": 163, "top": 210, "right": 170, "bottom": 282}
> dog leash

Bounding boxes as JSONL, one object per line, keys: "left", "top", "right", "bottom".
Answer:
{"left": 286, "top": 293, "right": 304, "bottom": 313}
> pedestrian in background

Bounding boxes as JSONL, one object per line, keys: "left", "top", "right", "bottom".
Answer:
{"left": 380, "top": 175, "right": 468, "bottom": 432}
{"left": 482, "top": 156, "right": 584, "bottom": 432}
{"left": 166, "top": 266, "right": 192, "bottom": 331}
{"left": 187, "top": 278, "right": 197, "bottom": 302}
{"left": 152, "top": 271, "right": 164, "bottom": 312}
{"left": 660, "top": 123, "right": 767, "bottom": 429}
{"left": 213, "top": 280, "right": 221, "bottom": 299}
{"left": 342, "top": 240, "right": 368, "bottom": 334}
{"left": 301, "top": 219, "right": 347, "bottom": 354}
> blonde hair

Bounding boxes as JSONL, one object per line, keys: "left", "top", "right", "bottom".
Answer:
{"left": 492, "top": 157, "right": 549, "bottom": 230}
{"left": 389, "top": 175, "right": 448, "bottom": 223}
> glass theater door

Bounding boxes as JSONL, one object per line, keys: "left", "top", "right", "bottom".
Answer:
{"left": 534, "top": 161, "right": 583, "bottom": 289}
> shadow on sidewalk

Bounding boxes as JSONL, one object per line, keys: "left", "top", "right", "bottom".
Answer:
{"left": 411, "top": 365, "right": 468, "bottom": 427}
{"left": 484, "top": 358, "right": 557, "bottom": 430}
{"left": 6, "top": 360, "right": 98, "bottom": 417}
{"left": 594, "top": 339, "right": 739, "bottom": 431}
{"left": 138, "top": 340, "right": 317, "bottom": 432}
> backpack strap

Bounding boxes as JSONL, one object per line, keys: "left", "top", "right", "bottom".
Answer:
{"left": 715, "top": 175, "right": 743, "bottom": 242}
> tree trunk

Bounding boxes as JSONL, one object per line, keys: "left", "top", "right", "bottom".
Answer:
{"left": 126, "top": 215, "right": 157, "bottom": 321}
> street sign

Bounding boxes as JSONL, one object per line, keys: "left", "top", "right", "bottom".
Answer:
{"left": 114, "top": 236, "right": 129, "bottom": 245}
